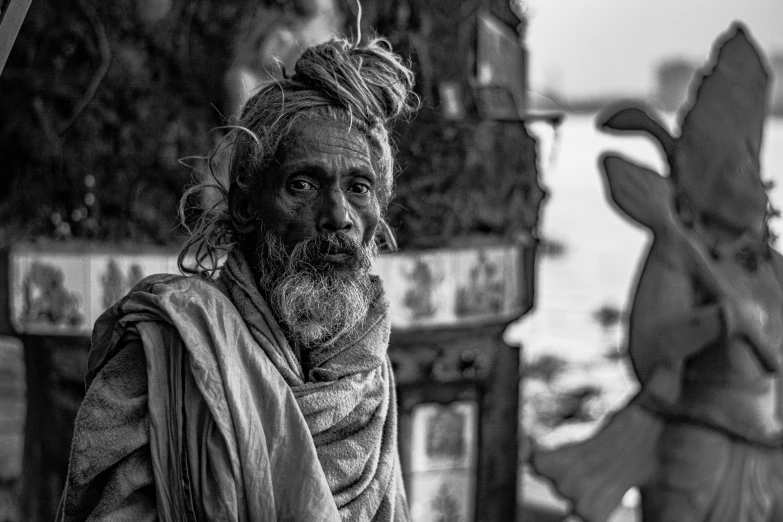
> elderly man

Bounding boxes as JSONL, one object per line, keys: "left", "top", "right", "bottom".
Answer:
{"left": 57, "top": 37, "right": 416, "bottom": 521}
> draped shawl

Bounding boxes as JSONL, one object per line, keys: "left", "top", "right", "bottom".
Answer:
{"left": 57, "top": 249, "right": 408, "bottom": 521}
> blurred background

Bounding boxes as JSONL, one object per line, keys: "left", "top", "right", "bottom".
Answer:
{"left": 512, "top": 1, "right": 783, "bottom": 519}
{"left": 1, "top": 0, "right": 782, "bottom": 521}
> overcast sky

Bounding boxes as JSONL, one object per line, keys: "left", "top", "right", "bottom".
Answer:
{"left": 525, "top": 0, "right": 783, "bottom": 99}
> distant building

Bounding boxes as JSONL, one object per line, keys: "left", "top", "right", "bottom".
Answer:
{"left": 656, "top": 59, "right": 697, "bottom": 112}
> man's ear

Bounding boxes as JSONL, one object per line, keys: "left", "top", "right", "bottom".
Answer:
{"left": 228, "top": 183, "right": 257, "bottom": 236}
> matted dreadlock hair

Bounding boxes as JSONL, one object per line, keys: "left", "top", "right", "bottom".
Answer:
{"left": 178, "top": 36, "right": 417, "bottom": 278}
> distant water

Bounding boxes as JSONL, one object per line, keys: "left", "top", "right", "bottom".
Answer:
{"left": 507, "top": 112, "right": 783, "bottom": 363}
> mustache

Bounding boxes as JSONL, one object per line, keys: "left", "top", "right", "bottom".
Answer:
{"left": 290, "top": 232, "right": 373, "bottom": 271}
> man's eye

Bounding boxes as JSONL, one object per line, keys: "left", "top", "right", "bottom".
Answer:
{"left": 349, "top": 183, "right": 371, "bottom": 194}
{"left": 290, "top": 180, "right": 316, "bottom": 190}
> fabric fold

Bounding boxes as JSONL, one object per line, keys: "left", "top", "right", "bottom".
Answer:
{"left": 218, "top": 249, "right": 407, "bottom": 521}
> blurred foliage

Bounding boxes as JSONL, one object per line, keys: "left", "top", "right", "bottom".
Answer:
{"left": 0, "top": 0, "right": 252, "bottom": 245}
{"left": 373, "top": 1, "right": 543, "bottom": 249}
{"left": 389, "top": 112, "right": 543, "bottom": 249}
{"left": 0, "top": 0, "right": 542, "bottom": 251}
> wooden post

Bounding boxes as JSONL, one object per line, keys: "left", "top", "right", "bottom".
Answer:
{"left": 0, "top": 0, "right": 33, "bottom": 76}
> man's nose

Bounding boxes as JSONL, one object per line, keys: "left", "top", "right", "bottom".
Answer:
{"left": 319, "top": 188, "right": 353, "bottom": 233}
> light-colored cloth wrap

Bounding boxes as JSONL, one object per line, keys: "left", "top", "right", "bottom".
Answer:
{"left": 57, "top": 249, "right": 408, "bottom": 521}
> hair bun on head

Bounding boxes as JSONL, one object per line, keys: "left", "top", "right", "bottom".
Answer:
{"left": 291, "top": 37, "right": 417, "bottom": 127}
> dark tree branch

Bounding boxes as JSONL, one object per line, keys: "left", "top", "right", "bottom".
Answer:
{"left": 56, "top": 0, "right": 110, "bottom": 136}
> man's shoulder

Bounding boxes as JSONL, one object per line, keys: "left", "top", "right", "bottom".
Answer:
{"left": 120, "top": 271, "right": 234, "bottom": 310}
{"left": 109, "top": 271, "right": 241, "bottom": 333}
{"left": 89, "top": 271, "right": 233, "bottom": 385}
{"left": 132, "top": 272, "right": 223, "bottom": 295}
{"left": 94, "top": 271, "right": 231, "bottom": 347}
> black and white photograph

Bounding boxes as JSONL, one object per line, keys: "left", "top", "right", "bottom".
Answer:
{"left": 1, "top": 0, "right": 782, "bottom": 520}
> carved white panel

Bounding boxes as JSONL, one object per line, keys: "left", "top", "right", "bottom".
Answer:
{"left": 408, "top": 400, "right": 479, "bottom": 522}
{"left": 379, "top": 243, "right": 525, "bottom": 330}
{"left": 9, "top": 241, "right": 527, "bottom": 335}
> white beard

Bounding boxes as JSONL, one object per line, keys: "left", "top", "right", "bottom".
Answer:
{"left": 254, "top": 230, "right": 377, "bottom": 347}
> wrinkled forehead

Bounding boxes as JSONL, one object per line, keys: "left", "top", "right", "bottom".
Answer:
{"left": 276, "top": 118, "right": 374, "bottom": 169}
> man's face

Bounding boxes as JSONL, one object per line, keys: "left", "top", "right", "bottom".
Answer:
{"left": 246, "top": 119, "right": 383, "bottom": 347}
{"left": 252, "top": 119, "right": 381, "bottom": 256}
